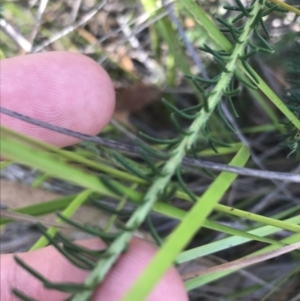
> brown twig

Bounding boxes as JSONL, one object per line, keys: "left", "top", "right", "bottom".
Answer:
{"left": 1, "top": 107, "right": 300, "bottom": 183}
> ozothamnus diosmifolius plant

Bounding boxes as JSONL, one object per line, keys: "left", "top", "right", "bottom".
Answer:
{"left": 5, "top": 1, "right": 300, "bottom": 301}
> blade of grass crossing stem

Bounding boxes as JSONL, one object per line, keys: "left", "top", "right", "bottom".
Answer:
{"left": 30, "top": 189, "right": 93, "bottom": 251}
{"left": 3, "top": 126, "right": 300, "bottom": 238}
{"left": 175, "top": 188, "right": 300, "bottom": 233}
{"left": 185, "top": 232, "right": 300, "bottom": 290}
{"left": 2, "top": 127, "right": 297, "bottom": 257}
{"left": 120, "top": 145, "right": 250, "bottom": 301}
{"left": 177, "top": 214, "right": 300, "bottom": 264}
{"left": 153, "top": 201, "right": 296, "bottom": 249}
{"left": 179, "top": 0, "right": 300, "bottom": 131}
{"left": 203, "top": 220, "right": 286, "bottom": 248}
{"left": 0, "top": 195, "right": 77, "bottom": 226}
{"left": 0, "top": 126, "right": 119, "bottom": 198}
{"left": 1, "top": 126, "right": 144, "bottom": 184}
{"left": 153, "top": 202, "right": 289, "bottom": 248}
{"left": 215, "top": 203, "right": 300, "bottom": 233}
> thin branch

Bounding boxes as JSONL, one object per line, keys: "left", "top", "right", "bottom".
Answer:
{"left": 182, "top": 240, "right": 300, "bottom": 280}
{"left": 70, "top": 0, "right": 83, "bottom": 23}
{"left": 251, "top": 165, "right": 300, "bottom": 213}
{"left": 31, "top": 0, "right": 107, "bottom": 53}
{"left": 26, "top": 0, "right": 49, "bottom": 52}
{"left": 83, "top": 1, "right": 172, "bottom": 54}
{"left": 1, "top": 111, "right": 300, "bottom": 183}
{"left": 0, "top": 19, "right": 32, "bottom": 52}
{"left": 162, "top": 0, "right": 208, "bottom": 77}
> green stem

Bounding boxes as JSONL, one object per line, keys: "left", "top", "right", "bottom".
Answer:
{"left": 72, "top": 1, "right": 265, "bottom": 300}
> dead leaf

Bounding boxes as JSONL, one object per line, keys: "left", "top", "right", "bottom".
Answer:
{"left": 113, "top": 83, "right": 162, "bottom": 129}
{"left": 77, "top": 28, "right": 98, "bottom": 44}
{"left": 0, "top": 179, "right": 62, "bottom": 209}
{"left": 115, "top": 83, "right": 162, "bottom": 113}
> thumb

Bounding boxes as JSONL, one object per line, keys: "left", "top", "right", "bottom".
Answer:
{"left": 1, "top": 238, "right": 188, "bottom": 301}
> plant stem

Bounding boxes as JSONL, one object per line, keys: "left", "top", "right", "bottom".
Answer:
{"left": 73, "top": 1, "right": 267, "bottom": 300}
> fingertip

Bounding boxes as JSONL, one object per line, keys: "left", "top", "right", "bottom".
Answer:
{"left": 0, "top": 238, "right": 188, "bottom": 301}
{"left": 93, "top": 238, "right": 188, "bottom": 301}
{"left": 0, "top": 52, "right": 115, "bottom": 147}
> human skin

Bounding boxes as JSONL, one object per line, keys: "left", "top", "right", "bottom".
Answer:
{"left": 0, "top": 52, "right": 189, "bottom": 301}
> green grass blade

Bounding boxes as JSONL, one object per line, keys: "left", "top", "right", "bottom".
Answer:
{"left": 215, "top": 203, "right": 300, "bottom": 233}
{"left": 30, "top": 189, "right": 93, "bottom": 251}
{"left": 0, "top": 126, "right": 118, "bottom": 197}
{"left": 120, "top": 145, "right": 250, "bottom": 301}
{"left": 185, "top": 232, "right": 300, "bottom": 290}
{"left": 177, "top": 213, "right": 300, "bottom": 264}
{"left": 0, "top": 195, "right": 77, "bottom": 226}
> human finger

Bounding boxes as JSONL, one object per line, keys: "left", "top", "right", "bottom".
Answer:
{"left": 0, "top": 238, "right": 188, "bottom": 301}
{"left": 0, "top": 52, "right": 115, "bottom": 147}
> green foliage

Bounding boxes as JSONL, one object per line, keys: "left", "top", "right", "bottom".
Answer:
{"left": 1, "top": 1, "right": 300, "bottom": 301}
